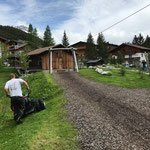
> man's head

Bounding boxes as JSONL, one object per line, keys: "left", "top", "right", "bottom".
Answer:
{"left": 9, "top": 73, "right": 15, "bottom": 79}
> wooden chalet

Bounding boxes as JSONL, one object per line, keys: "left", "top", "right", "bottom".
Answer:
{"left": 70, "top": 41, "right": 87, "bottom": 68}
{"left": 70, "top": 41, "right": 86, "bottom": 62}
{"left": 110, "top": 43, "right": 150, "bottom": 66}
{"left": 28, "top": 44, "right": 79, "bottom": 73}
{"left": 70, "top": 41, "right": 118, "bottom": 61}
{"left": 0, "top": 36, "right": 28, "bottom": 67}
{"left": 6, "top": 40, "right": 25, "bottom": 50}
{"left": 8, "top": 42, "right": 27, "bottom": 67}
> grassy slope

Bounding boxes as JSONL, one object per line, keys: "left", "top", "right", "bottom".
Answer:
{"left": 0, "top": 69, "right": 78, "bottom": 150}
{"left": 79, "top": 68, "right": 150, "bottom": 88}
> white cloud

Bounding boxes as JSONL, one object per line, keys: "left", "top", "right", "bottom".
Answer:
{"left": 53, "top": 0, "right": 150, "bottom": 45}
{"left": 0, "top": 0, "right": 150, "bottom": 45}
{"left": 16, "top": 20, "right": 28, "bottom": 26}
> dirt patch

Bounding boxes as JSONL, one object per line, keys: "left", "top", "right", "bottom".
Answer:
{"left": 53, "top": 72, "right": 150, "bottom": 150}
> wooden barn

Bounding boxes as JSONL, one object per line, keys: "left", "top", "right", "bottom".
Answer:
{"left": 28, "top": 44, "right": 78, "bottom": 73}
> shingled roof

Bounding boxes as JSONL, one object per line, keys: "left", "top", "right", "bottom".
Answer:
{"left": 28, "top": 44, "right": 65, "bottom": 56}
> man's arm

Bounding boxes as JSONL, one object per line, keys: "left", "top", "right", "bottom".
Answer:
{"left": 4, "top": 88, "right": 10, "bottom": 98}
{"left": 22, "top": 80, "right": 30, "bottom": 94}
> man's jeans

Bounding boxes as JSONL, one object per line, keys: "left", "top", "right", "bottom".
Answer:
{"left": 11, "top": 96, "right": 25, "bottom": 121}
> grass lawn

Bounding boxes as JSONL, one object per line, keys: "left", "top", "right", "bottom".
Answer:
{"left": 79, "top": 68, "right": 150, "bottom": 88}
{"left": 0, "top": 68, "right": 78, "bottom": 150}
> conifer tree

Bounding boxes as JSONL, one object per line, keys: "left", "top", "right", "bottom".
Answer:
{"left": 138, "top": 33, "right": 145, "bottom": 45}
{"left": 43, "top": 25, "right": 55, "bottom": 47}
{"left": 143, "top": 35, "right": 150, "bottom": 48}
{"left": 132, "top": 35, "right": 138, "bottom": 44}
{"left": 117, "top": 52, "right": 124, "bottom": 64}
{"left": 97, "top": 33, "right": 109, "bottom": 63}
{"left": 33, "top": 28, "right": 38, "bottom": 37}
{"left": 62, "top": 31, "right": 69, "bottom": 47}
{"left": 132, "top": 33, "right": 144, "bottom": 46}
{"left": 85, "top": 33, "right": 97, "bottom": 60}
{"left": 28, "top": 24, "right": 33, "bottom": 34}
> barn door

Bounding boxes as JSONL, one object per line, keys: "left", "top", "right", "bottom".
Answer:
{"left": 55, "top": 51, "right": 63, "bottom": 69}
{"left": 59, "top": 58, "right": 63, "bottom": 69}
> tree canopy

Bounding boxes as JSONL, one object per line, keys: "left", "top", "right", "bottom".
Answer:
{"left": 62, "top": 31, "right": 69, "bottom": 47}
{"left": 33, "top": 28, "right": 38, "bottom": 37}
{"left": 117, "top": 52, "right": 124, "bottom": 64}
{"left": 143, "top": 35, "right": 150, "bottom": 48}
{"left": 85, "top": 33, "right": 97, "bottom": 60}
{"left": 28, "top": 24, "right": 33, "bottom": 34}
{"left": 97, "top": 33, "right": 109, "bottom": 63}
{"left": 132, "top": 33, "right": 144, "bottom": 46}
{"left": 43, "top": 25, "right": 55, "bottom": 47}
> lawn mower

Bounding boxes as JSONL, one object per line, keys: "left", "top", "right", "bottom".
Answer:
{"left": 10, "top": 92, "right": 46, "bottom": 123}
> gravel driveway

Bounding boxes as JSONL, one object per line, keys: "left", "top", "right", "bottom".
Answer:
{"left": 53, "top": 72, "right": 150, "bottom": 150}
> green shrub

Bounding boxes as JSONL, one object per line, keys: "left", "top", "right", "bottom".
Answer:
{"left": 138, "top": 67, "right": 144, "bottom": 79}
{"left": 120, "top": 65, "right": 126, "bottom": 76}
{"left": 23, "top": 72, "right": 64, "bottom": 100}
{"left": 0, "top": 67, "right": 16, "bottom": 73}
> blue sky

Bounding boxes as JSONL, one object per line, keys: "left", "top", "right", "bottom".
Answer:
{"left": 0, "top": 0, "right": 150, "bottom": 44}
{"left": 0, "top": 0, "right": 76, "bottom": 29}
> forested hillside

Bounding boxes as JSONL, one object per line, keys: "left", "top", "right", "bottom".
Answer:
{"left": 0, "top": 25, "right": 43, "bottom": 50}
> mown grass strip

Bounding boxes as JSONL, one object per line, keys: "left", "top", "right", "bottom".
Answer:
{"left": 0, "top": 70, "right": 78, "bottom": 150}
{"left": 79, "top": 68, "right": 150, "bottom": 88}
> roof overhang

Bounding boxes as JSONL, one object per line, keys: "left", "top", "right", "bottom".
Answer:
{"left": 49, "top": 47, "right": 77, "bottom": 51}
{"left": 27, "top": 44, "right": 77, "bottom": 56}
{"left": 110, "top": 43, "right": 150, "bottom": 53}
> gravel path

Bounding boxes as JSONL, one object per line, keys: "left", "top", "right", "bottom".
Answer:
{"left": 53, "top": 72, "right": 150, "bottom": 150}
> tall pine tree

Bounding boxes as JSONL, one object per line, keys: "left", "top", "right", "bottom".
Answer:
{"left": 28, "top": 24, "right": 33, "bottom": 34}
{"left": 85, "top": 33, "right": 97, "bottom": 60}
{"left": 97, "top": 33, "right": 109, "bottom": 63}
{"left": 143, "top": 35, "right": 150, "bottom": 48}
{"left": 43, "top": 25, "right": 55, "bottom": 47}
{"left": 33, "top": 28, "right": 38, "bottom": 37}
{"left": 132, "top": 35, "right": 138, "bottom": 44}
{"left": 138, "top": 33, "right": 145, "bottom": 45}
{"left": 62, "top": 31, "right": 69, "bottom": 47}
{"left": 117, "top": 52, "right": 124, "bottom": 64}
{"left": 132, "top": 33, "right": 144, "bottom": 46}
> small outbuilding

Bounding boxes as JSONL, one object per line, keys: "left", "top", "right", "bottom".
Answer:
{"left": 28, "top": 44, "right": 79, "bottom": 73}
{"left": 87, "top": 59, "right": 104, "bottom": 67}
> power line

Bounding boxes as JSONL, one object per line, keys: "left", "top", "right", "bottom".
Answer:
{"left": 94, "top": 3, "right": 150, "bottom": 37}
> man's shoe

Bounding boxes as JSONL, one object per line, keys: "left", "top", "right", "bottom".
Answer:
{"left": 16, "top": 119, "right": 23, "bottom": 124}
{"left": 16, "top": 117, "right": 23, "bottom": 124}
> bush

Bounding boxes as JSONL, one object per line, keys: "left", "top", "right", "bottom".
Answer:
{"left": 120, "top": 65, "right": 126, "bottom": 76}
{"left": 23, "top": 72, "right": 63, "bottom": 100}
{"left": 138, "top": 67, "right": 144, "bottom": 79}
{"left": 0, "top": 67, "right": 17, "bottom": 73}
